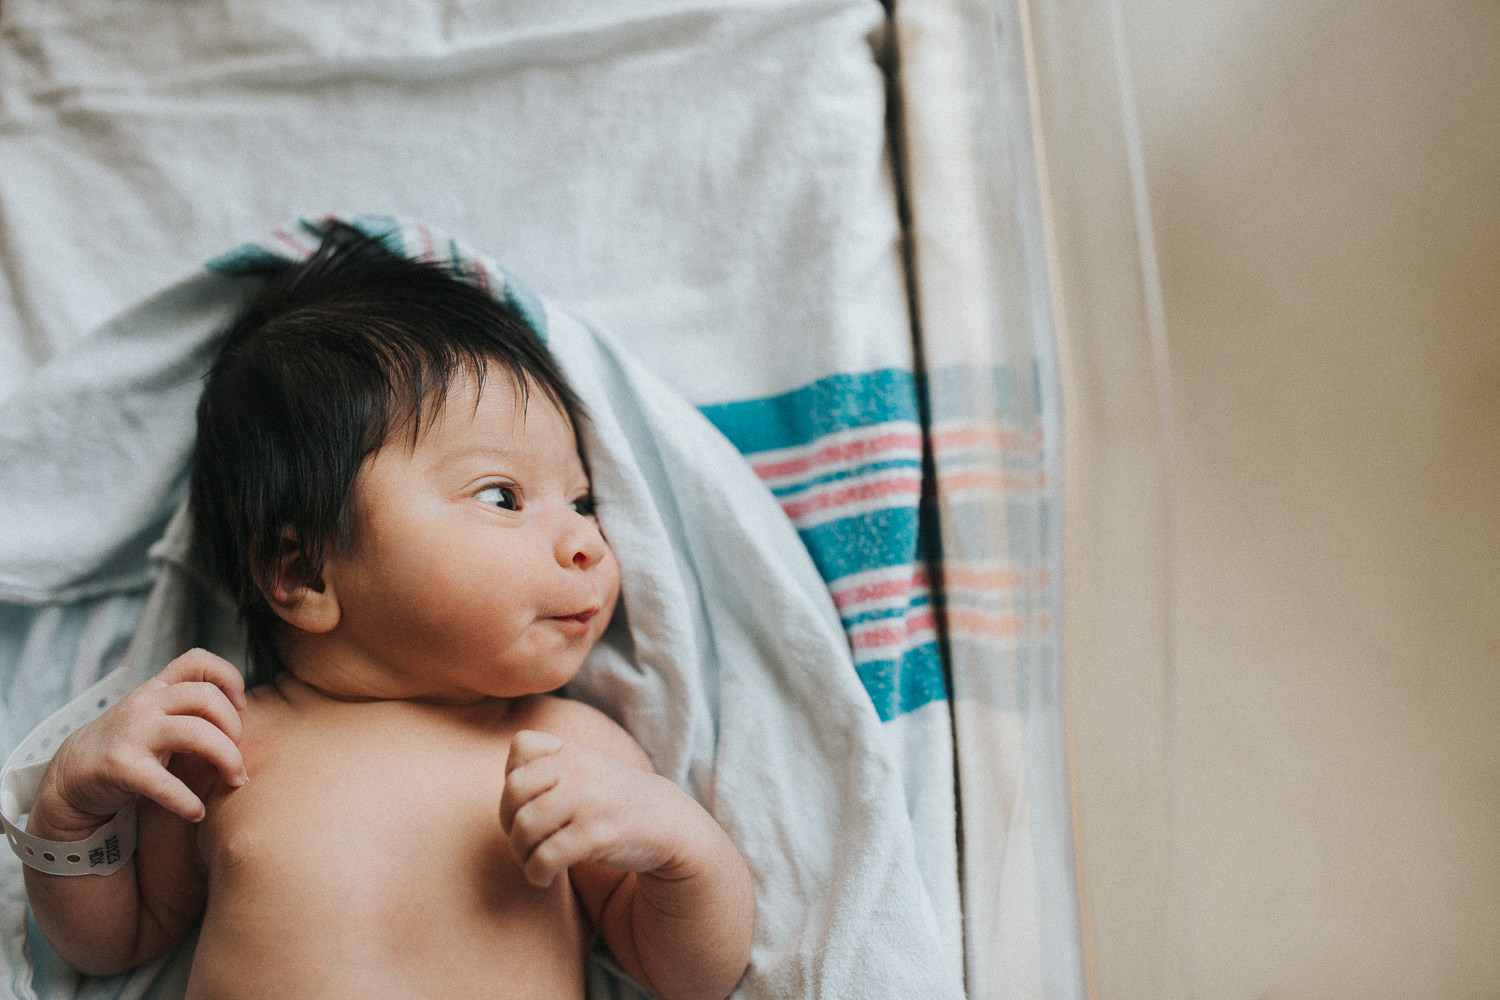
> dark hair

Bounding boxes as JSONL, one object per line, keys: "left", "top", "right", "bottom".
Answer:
{"left": 190, "top": 224, "right": 585, "bottom": 683}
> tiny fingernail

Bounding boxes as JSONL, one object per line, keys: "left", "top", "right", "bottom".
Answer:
{"left": 520, "top": 730, "right": 565, "bottom": 750}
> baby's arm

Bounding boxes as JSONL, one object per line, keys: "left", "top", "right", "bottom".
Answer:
{"left": 22, "top": 649, "right": 249, "bottom": 975}
{"left": 501, "top": 719, "right": 754, "bottom": 1000}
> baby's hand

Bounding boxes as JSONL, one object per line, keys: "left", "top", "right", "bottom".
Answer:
{"left": 503, "top": 727, "right": 755, "bottom": 1000}
{"left": 35, "top": 649, "right": 248, "bottom": 836}
{"left": 499, "top": 730, "right": 692, "bottom": 888}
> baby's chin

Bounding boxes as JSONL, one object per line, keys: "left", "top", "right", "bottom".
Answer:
{"left": 488, "top": 652, "right": 595, "bottom": 700}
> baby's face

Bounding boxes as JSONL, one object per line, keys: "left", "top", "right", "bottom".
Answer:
{"left": 318, "top": 372, "right": 619, "bottom": 702}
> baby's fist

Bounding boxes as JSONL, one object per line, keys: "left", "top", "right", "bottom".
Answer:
{"left": 499, "top": 730, "right": 679, "bottom": 888}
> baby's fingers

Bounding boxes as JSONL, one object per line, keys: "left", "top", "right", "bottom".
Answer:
{"left": 155, "top": 715, "right": 248, "bottom": 791}
{"left": 88, "top": 715, "right": 237, "bottom": 825}
{"left": 503, "top": 784, "right": 579, "bottom": 887}
{"left": 516, "top": 820, "right": 593, "bottom": 888}
{"left": 500, "top": 731, "right": 568, "bottom": 834}
{"left": 111, "top": 714, "right": 245, "bottom": 823}
{"left": 508, "top": 795, "right": 666, "bottom": 888}
{"left": 114, "top": 755, "right": 211, "bottom": 824}
{"left": 157, "top": 648, "right": 247, "bottom": 711}
{"left": 499, "top": 749, "right": 562, "bottom": 837}
{"left": 505, "top": 729, "right": 565, "bottom": 776}
{"left": 156, "top": 682, "right": 245, "bottom": 744}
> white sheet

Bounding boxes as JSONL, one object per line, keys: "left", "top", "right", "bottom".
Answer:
{"left": 0, "top": 0, "right": 910, "bottom": 408}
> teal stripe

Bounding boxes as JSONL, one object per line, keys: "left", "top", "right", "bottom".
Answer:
{"left": 350, "top": 213, "right": 403, "bottom": 241}
{"left": 700, "top": 369, "right": 919, "bottom": 456}
{"left": 766, "top": 457, "right": 923, "bottom": 497}
{"left": 856, "top": 642, "right": 947, "bottom": 722}
{"left": 796, "top": 506, "right": 922, "bottom": 583}
{"left": 204, "top": 242, "right": 290, "bottom": 275}
{"left": 841, "top": 593, "right": 931, "bottom": 630}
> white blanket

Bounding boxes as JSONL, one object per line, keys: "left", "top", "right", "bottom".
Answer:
{"left": 0, "top": 218, "right": 965, "bottom": 999}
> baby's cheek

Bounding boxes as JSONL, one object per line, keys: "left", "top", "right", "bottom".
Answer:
{"left": 599, "top": 554, "right": 623, "bottom": 617}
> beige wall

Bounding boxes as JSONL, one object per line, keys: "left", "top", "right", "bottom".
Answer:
{"left": 1057, "top": 2, "right": 1500, "bottom": 998}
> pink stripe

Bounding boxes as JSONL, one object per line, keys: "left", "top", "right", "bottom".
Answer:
{"left": 850, "top": 609, "right": 937, "bottom": 651}
{"left": 932, "top": 424, "right": 1044, "bottom": 452}
{"left": 938, "top": 469, "right": 1046, "bottom": 494}
{"left": 417, "top": 224, "right": 437, "bottom": 262}
{"left": 753, "top": 432, "right": 922, "bottom": 482}
{"left": 271, "top": 228, "right": 316, "bottom": 258}
{"left": 780, "top": 475, "right": 922, "bottom": 522}
{"left": 831, "top": 568, "right": 932, "bottom": 610}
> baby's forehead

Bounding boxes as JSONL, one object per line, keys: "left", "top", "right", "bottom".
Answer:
{"left": 384, "top": 364, "right": 581, "bottom": 456}
{"left": 451, "top": 367, "right": 577, "bottom": 435}
{"left": 386, "top": 362, "right": 550, "bottom": 434}
{"left": 439, "top": 363, "right": 522, "bottom": 414}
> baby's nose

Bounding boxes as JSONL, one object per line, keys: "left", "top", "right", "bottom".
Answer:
{"left": 557, "top": 512, "right": 607, "bottom": 569}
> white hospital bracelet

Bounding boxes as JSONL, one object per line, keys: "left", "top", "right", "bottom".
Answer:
{"left": 1, "top": 666, "right": 144, "bottom": 877}
{"left": 2, "top": 798, "right": 138, "bottom": 877}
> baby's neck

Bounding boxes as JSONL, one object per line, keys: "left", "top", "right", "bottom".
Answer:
{"left": 271, "top": 670, "right": 512, "bottom": 715}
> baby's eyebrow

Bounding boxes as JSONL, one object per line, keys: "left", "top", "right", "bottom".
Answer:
{"left": 438, "top": 442, "right": 523, "bottom": 464}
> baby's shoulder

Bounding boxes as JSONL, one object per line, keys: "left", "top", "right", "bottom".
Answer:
{"left": 510, "top": 695, "right": 649, "bottom": 768}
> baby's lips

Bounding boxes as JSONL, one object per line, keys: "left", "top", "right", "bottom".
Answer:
{"left": 547, "top": 604, "right": 599, "bottom": 627}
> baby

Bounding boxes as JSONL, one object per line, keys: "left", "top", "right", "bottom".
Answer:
{"left": 20, "top": 227, "right": 755, "bottom": 999}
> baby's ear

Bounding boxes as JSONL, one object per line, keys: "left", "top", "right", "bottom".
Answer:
{"left": 256, "top": 528, "right": 341, "bottom": 634}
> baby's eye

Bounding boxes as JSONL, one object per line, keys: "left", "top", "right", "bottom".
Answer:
{"left": 571, "top": 494, "right": 597, "bottom": 518}
{"left": 477, "top": 485, "right": 520, "bottom": 510}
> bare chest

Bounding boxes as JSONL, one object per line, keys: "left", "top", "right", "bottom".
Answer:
{"left": 187, "top": 702, "right": 587, "bottom": 998}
